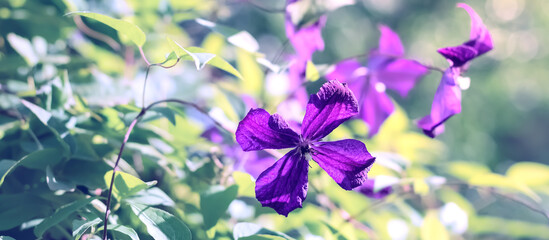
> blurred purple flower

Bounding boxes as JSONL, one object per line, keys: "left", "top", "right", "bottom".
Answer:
{"left": 285, "top": 0, "right": 326, "bottom": 106}
{"left": 356, "top": 179, "right": 393, "bottom": 199}
{"left": 236, "top": 80, "right": 375, "bottom": 216}
{"left": 327, "top": 25, "right": 428, "bottom": 137}
{"left": 418, "top": 3, "right": 493, "bottom": 137}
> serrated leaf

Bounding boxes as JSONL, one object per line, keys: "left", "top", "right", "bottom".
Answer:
{"left": 104, "top": 170, "right": 148, "bottom": 201}
{"left": 130, "top": 203, "right": 191, "bottom": 240}
{"left": 200, "top": 185, "right": 238, "bottom": 229}
{"left": 68, "top": 11, "right": 146, "bottom": 47}
{"left": 34, "top": 197, "right": 96, "bottom": 237}
{"left": 46, "top": 165, "right": 76, "bottom": 191}
{"left": 233, "top": 222, "right": 294, "bottom": 240}
{"left": 167, "top": 38, "right": 215, "bottom": 70}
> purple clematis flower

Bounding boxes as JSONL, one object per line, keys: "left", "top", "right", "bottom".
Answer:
{"left": 285, "top": 0, "right": 326, "bottom": 106}
{"left": 327, "top": 25, "right": 428, "bottom": 137}
{"left": 236, "top": 80, "right": 375, "bottom": 216}
{"left": 418, "top": 3, "right": 493, "bottom": 138}
{"left": 356, "top": 179, "right": 393, "bottom": 199}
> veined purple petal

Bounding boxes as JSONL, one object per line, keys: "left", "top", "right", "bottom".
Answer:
{"left": 437, "top": 45, "right": 478, "bottom": 67}
{"left": 356, "top": 179, "right": 393, "bottom": 199}
{"left": 255, "top": 148, "right": 308, "bottom": 216}
{"left": 359, "top": 81, "right": 395, "bottom": 137}
{"left": 236, "top": 108, "right": 300, "bottom": 151}
{"left": 285, "top": 15, "right": 326, "bottom": 61}
{"left": 417, "top": 68, "right": 462, "bottom": 138}
{"left": 373, "top": 57, "right": 429, "bottom": 97}
{"left": 311, "top": 139, "right": 375, "bottom": 190}
{"left": 458, "top": 3, "right": 493, "bottom": 56}
{"left": 378, "top": 24, "right": 404, "bottom": 57}
{"left": 301, "top": 80, "right": 359, "bottom": 141}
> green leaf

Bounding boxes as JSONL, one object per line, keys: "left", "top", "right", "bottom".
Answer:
{"left": 160, "top": 51, "right": 179, "bottom": 68}
{"left": 150, "top": 107, "right": 176, "bottom": 126}
{"left": 46, "top": 165, "right": 76, "bottom": 191}
{"left": 233, "top": 222, "right": 294, "bottom": 240}
{"left": 506, "top": 161, "right": 549, "bottom": 187}
{"left": 167, "top": 38, "right": 215, "bottom": 70}
{"left": 21, "top": 100, "right": 52, "bottom": 125}
{"left": 98, "top": 224, "right": 140, "bottom": 240}
{"left": 0, "top": 160, "right": 17, "bottom": 187}
{"left": 0, "top": 236, "right": 16, "bottom": 240}
{"left": 129, "top": 203, "right": 191, "bottom": 240}
{"left": 195, "top": 18, "right": 259, "bottom": 53}
{"left": 6, "top": 33, "right": 38, "bottom": 65}
{"left": 0, "top": 194, "right": 48, "bottom": 231}
{"left": 420, "top": 210, "right": 449, "bottom": 240}
{"left": 200, "top": 185, "right": 238, "bottom": 229}
{"left": 469, "top": 173, "right": 541, "bottom": 202}
{"left": 19, "top": 148, "right": 64, "bottom": 170}
{"left": 34, "top": 197, "right": 96, "bottom": 237}
{"left": 305, "top": 61, "right": 320, "bottom": 82}
{"left": 104, "top": 170, "right": 149, "bottom": 201}
{"left": 72, "top": 215, "right": 102, "bottom": 240}
{"left": 68, "top": 11, "right": 146, "bottom": 47}
{"left": 233, "top": 171, "right": 255, "bottom": 197}
{"left": 236, "top": 49, "right": 263, "bottom": 96}
{"left": 167, "top": 38, "right": 243, "bottom": 79}
{"left": 126, "top": 187, "right": 175, "bottom": 207}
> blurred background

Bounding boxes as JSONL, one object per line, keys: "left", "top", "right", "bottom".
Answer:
{"left": 1, "top": 0, "right": 549, "bottom": 239}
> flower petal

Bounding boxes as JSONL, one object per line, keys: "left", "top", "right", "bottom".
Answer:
{"left": 255, "top": 148, "right": 308, "bottom": 216}
{"left": 437, "top": 45, "right": 478, "bottom": 67}
{"left": 417, "top": 68, "right": 462, "bottom": 138}
{"left": 378, "top": 24, "right": 404, "bottom": 57}
{"left": 326, "top": 59, "right": 365, "bottom": 85}
{"left": 311, "top": 139, "right": 375, "bottom": 190}
{"left": 301, "top": 80, "right": 359, "bottom": 141}
{"left": 359, "top": 82, "right": 395, "bottom": 137}
{"left": 373, "top": 57, "right": 429, "bottom": 97}
{"left": 236, "top": 108, "right": 300, "bottom": 151}
{"left": 285, "top": 14, "right": 326, "bottom": 60}
{"left": 356, "top": 179, "right": 393, "bottom": 199}
{"left": 458, "top": 3, "right": 493, "bottom": 56}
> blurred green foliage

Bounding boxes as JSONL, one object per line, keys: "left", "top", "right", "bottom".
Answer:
{"left": 1, "top": 0, "right": 549, "bottom": 239}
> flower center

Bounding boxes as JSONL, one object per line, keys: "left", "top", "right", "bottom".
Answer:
{"left": 297, "top": 135, "right": 312, "bottom": 156}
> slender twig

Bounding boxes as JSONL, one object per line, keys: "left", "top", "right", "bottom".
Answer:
{"left": 141, "top": 65, "right": 152, "bottom": 109}
{"left": 309, "top": 181, "right": 378, "bottom": 239}
{"left": 102, "top": 97, "right": 234, "bottom": 239}
{"left": 445, "top": 181, "right": 549, "bottom": 223}
{"left": 139, "top": 46, "right": 151, "bottom": 66}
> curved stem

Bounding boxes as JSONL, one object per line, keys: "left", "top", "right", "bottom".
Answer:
{"left": 102, "top": 98, "right": 234, "bottom": 239}
{"left": 141, "top": 65, "right": 152, "bottom": 109}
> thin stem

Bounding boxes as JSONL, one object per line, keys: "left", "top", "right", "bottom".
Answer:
{"left": 102, "top": 98, "right": 235, "bottom": 239}
{"left": 141, "top": 65, "right": 152, "bottom": 109}
{"left": 139, "top": 46, "right": 151, "bottom": 66}
{"left": 103, "top": 108, "right": 145, "bottom": 240}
